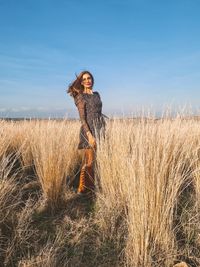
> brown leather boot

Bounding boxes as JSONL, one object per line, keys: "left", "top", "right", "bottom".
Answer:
{"left": 77, "top": 165, "right": 95, "bottom": 194}
{"left": 84, "top": 148, "right": 95, "bottom": 192}
{"left": 77, "top": 148, "right": 96, "bottom": 195}
{"left": 77, "top": 164, "right": 87, "bottom": 194}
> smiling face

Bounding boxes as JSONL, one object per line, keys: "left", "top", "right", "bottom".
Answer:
{"left": 81, "top": 73, "right": 93, "bottom": 89}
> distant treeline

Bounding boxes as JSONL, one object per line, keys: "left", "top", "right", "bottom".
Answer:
{"left": 1, "top": 116, "right": 200, "bottom": 123}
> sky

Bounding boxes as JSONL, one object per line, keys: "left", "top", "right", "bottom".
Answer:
{"left": 0, "top": 0, "right": 200, "bottom": 118}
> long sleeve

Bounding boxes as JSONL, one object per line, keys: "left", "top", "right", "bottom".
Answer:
{"left": 74, "top": 94, "right": 90, "bottom": 133}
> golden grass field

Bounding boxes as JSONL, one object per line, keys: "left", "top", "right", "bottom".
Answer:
{"left": 0, "top": 117, "right": 200, "bottom": 267}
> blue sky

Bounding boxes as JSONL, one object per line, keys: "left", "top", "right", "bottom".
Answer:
{"left": 0, "top": 0, "right": 200, "bottom": 118}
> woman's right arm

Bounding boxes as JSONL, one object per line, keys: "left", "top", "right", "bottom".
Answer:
{"left": 74, "top": 94, "right": 96, "bottom": 147}
{"left": 74, "top": 94, "right": 90, "bottom": 134}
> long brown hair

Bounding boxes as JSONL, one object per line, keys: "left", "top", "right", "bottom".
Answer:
{"left": 67, "top": 70, "right": 94, "bottom": 98}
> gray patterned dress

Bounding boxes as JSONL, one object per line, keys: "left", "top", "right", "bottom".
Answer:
{"left": 74, "top": 91, "right": 106, "bottom": 149}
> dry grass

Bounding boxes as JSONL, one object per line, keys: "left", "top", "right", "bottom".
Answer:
{"left": 29, "top": 120, "right": 79, "bottom": 210}
{"left": 95, "top": 118, "right": 200, "bottom": 266}
{"left": 0, "top": 117, "right": 200, "bottom": 266}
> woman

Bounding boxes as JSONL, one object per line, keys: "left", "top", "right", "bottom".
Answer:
{"left": 67, "top": 71, "right": 107, "bottom": 196}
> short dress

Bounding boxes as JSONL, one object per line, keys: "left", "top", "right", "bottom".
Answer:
{"left": 74, "top": 91, "right": 106, "bottom": 149}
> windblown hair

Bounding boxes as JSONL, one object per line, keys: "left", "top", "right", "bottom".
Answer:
{"left": 67, "top": 70, "right": 94, "bottom": 98}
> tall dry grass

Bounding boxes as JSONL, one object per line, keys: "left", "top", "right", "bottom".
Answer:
{"left": 95, "top": 117, "right": 200, "bottom": 266}
{"left": 28, "top": 120, "right": 79, "bottom": 210}
{"left": 0, "top": 117, "right": 200, "bottom": 266}
{"left": 0, "top": 120, "right": 14, "bottom": 159}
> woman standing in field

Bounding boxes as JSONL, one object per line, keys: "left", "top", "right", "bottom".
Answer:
{"left": 67, "top": 71, "right": 107, "bottom": 197}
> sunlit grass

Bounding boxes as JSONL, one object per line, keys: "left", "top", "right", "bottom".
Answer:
{"left": 0, "top": 116, "right": 200, "bottom": 266}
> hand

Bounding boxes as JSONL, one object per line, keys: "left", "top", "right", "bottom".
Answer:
{"left": 87, "top": 131, "right": 96, "bottom": 148}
